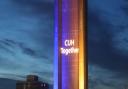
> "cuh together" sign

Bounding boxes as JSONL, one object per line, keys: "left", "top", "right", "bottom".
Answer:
{"left": 60, "top": 39, "right": 79, "bottom": 55}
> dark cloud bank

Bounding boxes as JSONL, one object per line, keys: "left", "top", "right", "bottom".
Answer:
{"left": 88, "top": 0, "right": 128, "bottom": 89}
{"left": 0, "top": 0, "right": 54, "bottom": 89}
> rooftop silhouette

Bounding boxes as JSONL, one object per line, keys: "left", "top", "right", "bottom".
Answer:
{"left": 16, "top": 75, "right": 49, "bottom": 89}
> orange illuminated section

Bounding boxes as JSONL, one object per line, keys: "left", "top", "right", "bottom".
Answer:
{"left": 79, "top": 1, "right": 85, "bottom": 89}
{"left": 70, "top": 0, "right": 79, "bottom": 89}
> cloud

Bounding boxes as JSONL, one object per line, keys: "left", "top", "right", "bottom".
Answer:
{"left": 89, "top": 65, "right": 128, "bottom": 89}
{"left": 0, "top": 0, "right": 54, "bottom": 85}
{"left": 88, "top": 0, "right": 128, "bottom": 88}
{"left": 88, "top": 0, "right": 128, "bottom": 74}
{"left": 0, "top": 39, "right": 53, "bottom": 84}
{"left": 12, "top": 0, "right": 54, "bottom": 15}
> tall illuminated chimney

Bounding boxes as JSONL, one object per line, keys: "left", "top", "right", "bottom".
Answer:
{"left": 54, "top": 0, "right": 85, "bottom": 89}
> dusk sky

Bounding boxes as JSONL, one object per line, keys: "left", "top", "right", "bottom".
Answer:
{"left": 88, "top": 0, "right": 128, "bottom": 89}
{"left": 0, "top": 0, "right": 54, "bottom": 87}
{"left": 1, "top": 0, "right": 128, "bottom": 89}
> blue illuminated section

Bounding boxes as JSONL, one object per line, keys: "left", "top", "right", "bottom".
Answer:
{"left": 54, "top": 0, "right": 58, "bottom": 89}
{"left": 54, "top": 0, "right": 80, "bottom": 89}
{"left": 62, "top": 0, "right": 70, "bottom": 89}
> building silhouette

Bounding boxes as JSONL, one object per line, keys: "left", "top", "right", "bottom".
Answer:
{"left": 16, "top": 75, "right": 49, "bottom": 89}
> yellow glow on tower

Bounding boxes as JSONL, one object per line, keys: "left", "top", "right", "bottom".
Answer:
{"left": 79, "top": 0, "right": 85, "bottom": 89}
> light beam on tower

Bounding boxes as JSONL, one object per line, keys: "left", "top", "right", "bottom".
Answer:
{"left": 54, "top": 0, "right": 86, "bottom": 89}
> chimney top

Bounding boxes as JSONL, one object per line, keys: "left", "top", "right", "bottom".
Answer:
{"left": 26, "top": 75, "right": 38, "bottom": 82}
